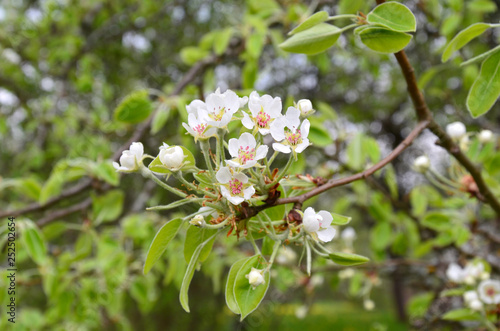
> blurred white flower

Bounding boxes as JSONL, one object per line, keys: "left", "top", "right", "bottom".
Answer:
{"left": 413, "top": 155, "right": 430, "bottom": 173}
{"left": 478, "top": 279, "right": 500, "bottom": 304}
{"left": 113, "top": 142, "right": 144, "bottom": 172}
{"left": 478, "top": 130, "right": 494, "bottom": 144}
{"left": 276, "top": 248, "right": 297, "bottom": 265}
{"left": 446, "top": 121, "right": 466, "bottom": 140}
{"left": 295, "top": 305, "right": 308, "bottom": 319}
{"left": 363, "top": 299, "right": 375, "bottom": 311}
{"left": 296, "top": 99, "right": 315, "bottom": 117}
{"left": 463, "top": 290, "right": 478, "bottom": 303}
{"left": 216, "top": 167, "right": 255, "bottom": 205}
{"left": 310, "top": 274, "right": 324, "bottom": 287}
{"left": 226, "top": 132, "right": 268, "bottom": 168}
{"left": 246, "top": 267, "right": 265, "bottom": 289}
{"left": 270, "top": 107, "right": 311, "bottom": 156}
{"left": 159, "top": 144, "right": 185, "bottom": 170}
{"left": 469, "top": 299, "right": 483, "bottom": 311}
{"left": 341, "top": 227, "right": 357, "bottom": 241}
{"left": 338, "top": 268, "right": 355, "bottom": 279}
{"left": 446, "top": 263, "right": 466, "bottom": 283}
{"left": 242, "top": 91, "right": 282, "bottom": 135}
{"left": 302, "top": 207, "right": 336, "bottom": 242}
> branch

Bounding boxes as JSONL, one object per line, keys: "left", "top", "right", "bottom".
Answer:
{"left": 36, "top": 198, "right": 92, "bottom": 227}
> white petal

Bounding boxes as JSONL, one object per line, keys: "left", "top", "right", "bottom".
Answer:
{"left": 182, "top": 122, "right": 196, "bottom": 136}
{"left": 112, "top": 162, "right": 120, "bottom": 170}
{"left": 303, "top": 216, "right": 320, "bottom": 233}
{"left": 258, "top": 128, "right": 270, "bottom": 135}
{"left": 243, "top": 186, "right": 255, "bottom": 199}
{"left": 226, "top": 159, "right": 241, "bottom": 168}
{"left": 234, "top": 172, "right": 249, "bottom": 184}
{"left": 304, "top": 207, "right": 316, "bottom": 219}
{"left": 240, "top": 160, "right": 257, "bottom": 169}
{"left": 317, "top": 211, "right": 333, "bottom": 228}
{"left": 186, "top": 99, "right": 206, "bottom": 114}
{"left": 216, "top": 167, "right": 232, "bottom": 184}
{"left": 248, "top": 91, "right": 262, "bottom": 116}
{"left": 239, "top": 132, "right": 256, "bottom": 149}
{"left": 205, "top": 128, "right": 217, "bottom": 137}
{"left": 220, "top": 186, "right": 231, "bottom": 199}
{"left": 228, "top": 138, "right": 239, "bottom": 158}
{"left": 285, "top": 107, "right": 300, "bottom": 129}
{"left": 267, "top": 97, "right": 282, "bottom": 118}
{"left": 227, "top": 195, "right": 244, "bottom": 205}
{"left": 300, "top": 119, "right": 310, "bottom": 138}
{"left": 255, "top": 145, "right": 268, "bottom": 160}
{"left": 239, "top": 96, "right": 248, "bottom": 108}
{"left": 317, "top": 226, "right": 336, "bottom": 242}
{"left": 130, "top": 142, "right": 144, "bottom": 160}
{"left": 295, "top": 139, "right": 310, "bottom": 153}
{"left": 241, "top": 112, "right": 254, "bottom": 130}
{"left": 270, "top": 116, "right": 286, "bottom": 141}
{"left": 272, "top": 143, "right": 291, "bottom": 154}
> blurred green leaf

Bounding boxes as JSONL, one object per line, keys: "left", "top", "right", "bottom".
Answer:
{"left": 91, "top": 190, "right": 124, "bottom": 223}
{"left": 328, "top": 252, "right": 369, "bottom": 266}
{"left": 280, "top": 23, "right": 341, "bottom": 55}
{"left": 466, "top": 50, "right": 500, "bottom": 117}
{"left": 289, "top": 11, "right": 329, "bottom": 36}
{"left": 114, "top": 90, "right": 153, "bottom": 124}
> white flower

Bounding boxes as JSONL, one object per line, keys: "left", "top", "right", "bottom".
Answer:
{"left": 469, "top": 299, "right": 483, "bottom": 311}
{"left": 216, "top": 167, "right": 255, "bottom": 205}
{"left": 478, "top": 130, "right": 494, "bottom": 144}
{"left": 446, "top": 121, "right": 466, "bottom": 140}
{"left": 341, "top": 227, "right": 357, "bottom": 241}
{"left": 270, "top": 107, "right": 311, "bottom": 156}
{"left": 478, "top": 279, "right": 500, "bottom": 304}
{"left": 363, "top": 299, "right": 375, "bottom": 311}
{"left": 463, "top": 290, "right": 479, "bottom": 304}
{"left": 302, "top": 207, "right": 336, "bottom": 242}
{"left": 242, "top": 91, "right": 282, "bottom": 135}
{"left": 245, "top": 267, "right": 265, "bottom": 289}
{"left": 113, "top": 142, "right": 144, "bottom": 172}
{"left": 310, "top": 275, "right": 324, "bottom": 287}
{"left": 413, "top": 155, "right": 430, "bottom": 173}
{"left": 295, "top": 305, "right": 308, "bottom": 319}
{"left": 446, "top": 263, "right": 466, "bottom": 283}
{"left": 197, "top": 88, "right": 247, "bottom": 128}
{"left": 226, "top": 132, "right": 268, "bottom": 168}
{"left": 338, "top": 268, "right": 355, "bottom": 279}
{"left": 296, "top": 99, "right": 314, "bottom": 117}
{"left": 464, "top": 262, "right": 485, "bottom": 280}
{"left": 276, "top": 248, "right": 297, "bottom": 265}
{"left": 189, "top": 215, "right": 206, "bottom": 227}
{"left": 158, "top": 143, "right": 186, "bottom": 170}
{"left": 182, "top": 109, "right": 217, "bottom": 141}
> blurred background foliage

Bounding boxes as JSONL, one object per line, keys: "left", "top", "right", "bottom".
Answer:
{"left": 1, "top": 0, "right": 500, "bottom": 330}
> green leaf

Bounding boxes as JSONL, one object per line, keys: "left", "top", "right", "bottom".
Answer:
{"left": 246, "top": 32, "right": 266, "bottom": 59}
{"left": 442, "top": 308, "right": 482, "bottom": 321}
{"left": 143, "top": 218, "right": 183, "bottom": 275}
{"left": 357, "top": 27, "right": 412, "bottom": 53}
{"left": 440, "top": 288, "right": 466, "bottom": 297}
{"left": 347, "top": 133, "right": 363, "bottom": 169}
{"left": 214, "top": 28, "right": 234, "bottom": 55}
{"left": 180, "top": 231, "right": 219, "bottom": 312}
{"left": 150, "top": 104, "right": 171, "bottom": 135}
{"left": 367, "top": 2, "right": 416, "bottom": 32}
{"left": 328, "top": 251, "right": 370, "bottom": 266}
{"left": 466, "top": 50, "right": 500, "bottom": 118}
{"left": 442, "top": 23, "right": 495, "bottom": 62}
{"left": 330, "top": 212, "right": 352, "bottom": 225}
{"left": 408, "top": 292, "right": 433, "bottom": 318}
{"left": 225, "top": 257, "right": 249, "bottom": 314}
{"left": 308, "top": 122, "right": 333, "bottom": 147}
{"left": 234, "top": 255, "right": 270, "bottom": 320}
{"left": 91, "top": 190, "right": 124, "bottom": 223}
{"left": 180, "top": 46, "right": 209, "bottom": 65}
{"left": 371, "top": 222, "right": 392, "bottom": 251}
{"left": 22, "top": 221, "right": 47, "bottom": 265}
{"left": 289, "top": 11, "right": 329, "bottom": 35}
{"left": 461, "top": 44, "right": 500, "bottom": 67}
{"left": 184, "top": 226, "right": 217, "bottom": 263}
{"left": 114, "top": 90, "right": 153, "bottom": 124}
{"left": 339, "top": 0, "right": 366, "bottom": 14}
{"left": 93, "top": 162, "right": 119, "bottom": 186}
{"left": 421, "top": 212, "right": 450, "bottom": 232}
{"left": 146, "top": 197, "right": 204, "bottom": 211}
{"left": 148, "top": 145, "right": 196, "bottom": 174}
{"left": 279, "top": 23, "right": 341, "bottom": 55}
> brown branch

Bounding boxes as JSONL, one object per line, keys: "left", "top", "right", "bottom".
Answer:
{"left": 37, "top": 198, "right": 92, "bottom": 227}
{"left": 274, "top": 120, "right": 430, "bottom": 206}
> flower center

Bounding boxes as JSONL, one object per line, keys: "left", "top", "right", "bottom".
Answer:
{"left": 256, "top": 109, "right": 271, "bottom": 128}
{"left": 316, "top": 215, "right": 324, "bottom": 228}
{"left": 285, "top": 128, "right": 302, "bottom": 146}
{"left": 209, "top": 107, "right": 226, "bottom": 122}
{"left": 486, "top": 286, "right": 497, "bottom": 297}
{"left": 193, "top": 123, "right": 207, "bottom": 135}
{"left": 238, "top": 146, "right": 256, "bottom": 165}
{"left": 229, "top": 179, "right": 243, "bottom": 195}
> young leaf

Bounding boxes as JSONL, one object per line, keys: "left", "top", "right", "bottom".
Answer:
{"left": 225, "top": 257, "right": 250, "bottom": 314}
{"left": 330, "top": 212, "right": 352, "bottom": 225}
{"left": 289, "top": 11, "right": 329, "bottom": 36}
{"left": 184, "top": 226, "right": 217, "bottom": 263}
{"left": 442, "top": 308, "right": 482, "bottom": 321}
{"left": 328, "top": 251, "right": 369, "bottom": 266}
{"left": 461, "top": 44, "right": 500, "bottom": 67}
{"left": 279, "top": 23, "right": 341, "bottom": 55}
{"left": 114, "top": 90, "right": 153, "bottom": 123}
{"left": 358, "top": 27, "right": 412, "bottom": 53}
{"left": 91, "top": 190, "right": 124, "bottom": 224}
{"left": 234, "top": 255, "right": 270, "bottom": 320}
{"left": 466, "top": 50, "right": 500, "bottom": 118}
{"left": 214, "top": 27, "right": 234, "bottom": 55}
{"left": 22, "top": 221, "right": 47, "bottom": 265}
{"left": 367, "top": 2, "right": 416, "bottom": 32}
{"left": 180, "top": 231, "right": 219, "bottom": 312}
{"left": 442, "top": 23, "right": 495, "bottom": 62}
{"left": 143, "top": 218, "right": 183, "bottom": 275}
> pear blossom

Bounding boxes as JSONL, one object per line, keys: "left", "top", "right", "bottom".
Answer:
{"left": 296, "top": 99, "right": 315, "bottom": 117}
{"left": 113, "top": 142, "right": 144, "bottom": 172}
{"left": 469, "top": 299, "right": 483, "bottom": 311}
{"left": 464, "top": 262, "right": 485, "bottom": 283}
{"left": 478, "top": 279, "right": 500, "bottom": 304}
{"left": 270, "top": 107, "right": 310, "bottom": 156}
{"left": 246, "top": 267, "right": 265, "bottom": 289}
{"left": 341, "top": 227, "right": 357, "bottom": 241}
{"left": 159, "top": 143, "right": 186, "bottom": 170}
{"left": 242, "top": 91, "right": 282, "bottom": 135}
{"left": 302, "top": 207, "right": 336, "bottom": 242}
{"left": 182, "top": 109, "right": 217, "bottom": 141}
{"left": 463, "top": 290, "right": 479, "bottom": 304}
{"left": 446, "top": 263, "right": 466, "bottom": 283}
{"left": 276, "top": 248, "right": 297, "bottom": 265}
{"left": 216, "top": 167, "right": 255, "bottom": 205}
{"left": 189, "top": 215, "right": 206, "bottom": 227}
{"left": 226, "top": 132, "right": 268, "bottom": 168}
{"left": 478, "top": 130, "right": 494, "bottom": 144}
{"left": 363, "top": 299, "right": 375, "bottom": 311}
{"left": 413, "top": 155, "right": 430, "bottom": 173}
{"left": 446, "top": 121, "right": 466, "bottom": 140}
{"left": 295, "top": 305, "right": 308, "bottom": 319}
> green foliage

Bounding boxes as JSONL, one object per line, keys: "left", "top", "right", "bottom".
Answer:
{"left": 279, "top": 23, "right": 342, "bottom": 55}
{"left": 442, "top": 23, "right": 495, "bottom": 62}
{"left": 466, "top": 50, "right": 500, "bottom": 117}
{"left": 114, "top": 90, "right": 153, "bottom": 123}
{"left": 328, "top": 252, "right": 370, "bottom": 266}
{"left": 366, "top": 2, "right": 417, "bottom": 33}
{"left": 143, "top": 218, "right": 183, "bottom": 275}
{"left": 356, "top": 27, "right": 413, "bottom": 54}
{"left": 442, "top": 308, "right": 482, "bottom": 321}
{"left": 288, "top": 11, "right": 329, "bottom": 36}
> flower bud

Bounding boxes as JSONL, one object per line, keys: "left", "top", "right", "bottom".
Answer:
{"left": 469, "top": 299, "right": 483, "bottom": 311}
{"left": 245, "top": 267, "right": 265, "bottom": 289}
{"left": 113, "top": 142, "right": 144, "bottom": 172}
{"left": 478, "top": 130, "right": 494, "bottom": 144}
{"left": 480, "top": 272, "right": 490, "bottom": 280}
{"left": 189, "top": 215, "right": 205, "bottom": 227}
{"left": 413, "top": 155, "right": 430, "bottom": 173}
{"left": 159, "top": 144, "right": 185, "bottom": 170}
{"left": 296, "top": 99, "right": 314, "bottom": 117}
{"left": 463, "top": 290, "right": 478, "bottom": 303}
{"left": 363, "top": 299, "right": 375, "bottom": 311}
{"left": 446, "top": 122, "right": 466, "bottom": 140}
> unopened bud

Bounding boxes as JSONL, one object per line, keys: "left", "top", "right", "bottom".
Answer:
{"left": 413, "top": 155, "right": 430, "bottom": 173}
{"left": 478, "top": 130, "right": 494, "bottom": 144}
{"left": 245, "top": 267, "right": 265, "bottom": 289}
{"left": 446, "top": 122, "right": 466, "bottom": 140}
{"left": 363, "top": 299, "right": 375, "bottom": 311}
{"left": 189, "top": 215, "right": 206, "bottom": 227}
{"left": 296, "top": 99, "right": 315, "bottom": 117}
